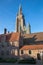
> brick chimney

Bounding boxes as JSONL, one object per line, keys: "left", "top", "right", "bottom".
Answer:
{"left": 4, "top": 28, "right": 7, "bottom": 34}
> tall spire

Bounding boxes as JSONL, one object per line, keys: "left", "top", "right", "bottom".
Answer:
{"left": 28, "top": 23, "right": 31, "bottom": 34}
{"left": 26, "top": 22, "right": 31, "bottom": 34}
{"left": 16, "top": 4, "right": 26, "bottom": 34}
{"left": 19, "top": 4, "right": 22, "bottom": 14}
{"left": 28, "top": 23, "right": 31, "bottom": 28}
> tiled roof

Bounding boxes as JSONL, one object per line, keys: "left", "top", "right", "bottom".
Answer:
{"left": 23, "top": 32, "right": 43, "bottom": 44}
{"left": 0, "top": 32, "right": 20, "bottom": 42}
{"left": 0, "top": 32, "right": 43, "bottom": 44}
{"left": 20, "top": 44, "right": 43, "bottom": 50}
{"left": 23, "top": 32, "right": 43, "bottom": 41}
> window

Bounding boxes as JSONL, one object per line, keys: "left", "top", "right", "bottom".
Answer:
{"left": 21, "top": 50, "right": 23, "bottom": 54}
{"left": 15, "top": 49, "right": 18, "bottom": 56}
{"left": 10, "top": 42, "right": 12, "bottom": 45}
{"left": 7, "top": 42, "right": 9, "bottom": 47}
{"left": 14, "top": 41, "right": 18, "bottom": 47}
{"left": 1, "top": 50, "right": 4, "bottom": 55}
{"left": 2, "top": 45, "right": 4, "bottom": 47}
{"left": 6, "top": 50, "right": 9, "bottom": 55}
{"left": 1, "top": 42, "right": 4, "bottom": 47}
{"left": 10, "top": 42, "right": 15, "bottom": 46}
{"left": 37, "top": 53, "right": 41, "bottom": 60}
{"left": 11, "top": 42, "right": 18, "bottom": 47}
{"left": 12, "top": 42, "right": 15, "bottom": 46}
{"left": 29, "top": 50, "right": 31, "bottom": 54}
{"left": 11, "top": 49, "right": 15, "bottom": 55}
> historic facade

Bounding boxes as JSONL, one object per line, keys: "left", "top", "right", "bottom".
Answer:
{"left": 20, "top": 45, "right": 43, "bottom": 60}
{"left": 0, "top": 5, "right": 43, "bottom": 60}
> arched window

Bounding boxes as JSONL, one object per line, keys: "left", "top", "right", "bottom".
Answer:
{"left": 29, "top": 50, "right": 31, "bottom": 54}
{"left": 37, "top": 53, "right": 41, "bottom": 60}
{"left": 21, "top": 50, "right": 23, "bottom": 54}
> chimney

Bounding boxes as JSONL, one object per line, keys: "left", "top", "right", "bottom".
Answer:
{"left": 4, "top": 28, "right": 7, "bottom": 34}
{"left": 8, "top": 31, "right": 9, "bottom": 33}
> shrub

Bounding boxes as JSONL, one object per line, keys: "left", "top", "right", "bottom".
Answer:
{"left": 0, "top": 58, "right": 17, "bottom": 63}
{"left": 18, "top": 58, "right": 36, "bottom": 64}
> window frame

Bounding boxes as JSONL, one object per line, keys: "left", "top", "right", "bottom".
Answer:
{"left": 21, "top": 50, "right": 23, "bottom": 54}
{"left": 29, "top": 50, "right": 31, "bottom": 54}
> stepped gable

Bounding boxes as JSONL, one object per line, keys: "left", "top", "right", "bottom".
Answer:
{"left": 20, "top": 44, "right": 43, "bottom": 50}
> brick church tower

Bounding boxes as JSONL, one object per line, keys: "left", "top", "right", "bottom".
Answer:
{"left": 16, "top": 5, "right": 31, "bottom": 34}
{"left": 16, "top": 5, "right": 26, "bottom": 33}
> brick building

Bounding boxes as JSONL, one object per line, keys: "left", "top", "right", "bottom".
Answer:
{"left": 0, "top": 5, "right": 43, "bottom": 60}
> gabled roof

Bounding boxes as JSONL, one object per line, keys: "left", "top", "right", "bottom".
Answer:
{"left": 20, "top": 44, "right": 43, "bottom": 50}
{"left": 23, "top": 32, "right": 43, "bottom": 44}
{"left": 0, "top": 32, "right": 20, "bottom": 42}
{"left": 23, "top": 32, "right": 43, "bottom": 41}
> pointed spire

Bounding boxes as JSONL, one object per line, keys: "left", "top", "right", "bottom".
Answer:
{"left": 28, "top": 23, "right": 31, "bottom": 27}
{"left": 19, "top": 4, "right": 22, "bottom": 14}
{"left": 27, "top": 22, "right": 31, "bottom": 34}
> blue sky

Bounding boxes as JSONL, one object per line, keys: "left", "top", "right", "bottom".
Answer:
{"left": 0, "top": 0, "right": 43, "bottom": 34}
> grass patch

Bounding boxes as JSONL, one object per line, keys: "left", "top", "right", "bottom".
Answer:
{"left": 0, "top": 58, "right": 17, "bottom": 63}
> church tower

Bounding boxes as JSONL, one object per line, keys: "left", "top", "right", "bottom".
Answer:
{"left": 16, "top": 5, "right": 26, "bottom": 33}
{"left": 27, "top": 23, "right": 31, "bottom": 34}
